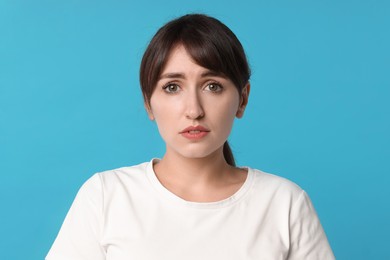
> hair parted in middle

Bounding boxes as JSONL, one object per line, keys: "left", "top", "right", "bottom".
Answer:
{"left": 139, "top": 13, "right": 251, "bottom": 166}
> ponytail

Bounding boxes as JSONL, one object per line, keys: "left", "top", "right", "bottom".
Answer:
{"left": 223, "top": 141, "right": 236, "bottom": 166}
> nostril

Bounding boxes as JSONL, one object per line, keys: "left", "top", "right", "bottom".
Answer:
{"left": 185, "top": 111, "right": 205, "bottom": 120}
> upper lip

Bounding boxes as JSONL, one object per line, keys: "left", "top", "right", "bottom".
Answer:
{"left": 179, "top": 125, "right": 210, "bottom": 133}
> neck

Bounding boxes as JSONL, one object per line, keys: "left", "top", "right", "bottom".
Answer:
{"left": 155, "top": 147, "right": 230, "bottom": 185}
{"left": 152, "top": 147, "right": 247, "bottom": 202}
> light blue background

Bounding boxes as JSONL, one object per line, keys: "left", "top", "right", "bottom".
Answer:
{"left": 1, "top": 0, "right": 389, "bottom": 259}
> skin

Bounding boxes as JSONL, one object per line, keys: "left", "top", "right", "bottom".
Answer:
{"left": 146, "top": 45, "right": 250, "bottom": 202}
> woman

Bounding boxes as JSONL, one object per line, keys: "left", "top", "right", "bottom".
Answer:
{"left": 47, "top": 14, "right": 335, "bottom": 259}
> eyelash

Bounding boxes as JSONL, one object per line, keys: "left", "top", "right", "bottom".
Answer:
{"left": 204, "top": 82, "right": 223, "bottom": 92}
{"left": 162, "top": 83, "right": 180, "bottom": 93}
{"left": 162, "top": 81, "right": 223, "bottom": 94}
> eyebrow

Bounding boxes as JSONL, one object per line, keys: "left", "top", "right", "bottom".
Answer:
{"left": 158, "top": 70, "right": 225, "bottom": 80}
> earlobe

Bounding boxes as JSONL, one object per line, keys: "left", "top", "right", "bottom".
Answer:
{"left": 148, "top": 113, "right": 155, "bottom": 121}
{"left": 236, "top": 83, "right": 250, "bottom": 118}
{"left": 144, "top": 103, "right": 155, "bottom": 121}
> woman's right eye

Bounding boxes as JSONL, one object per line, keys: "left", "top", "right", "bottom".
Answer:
{"left": 163, "top": 84, "right": 180, "bottom": 93}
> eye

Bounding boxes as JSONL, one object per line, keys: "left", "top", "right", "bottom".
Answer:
{"left": 205, "top": 82, "right": 223, "bottom": 92}
{"left": 163, "top": 83, "right": 181, "bottom": 93}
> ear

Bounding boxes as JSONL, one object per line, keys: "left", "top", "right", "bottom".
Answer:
{"left": 236, "top": 82, "right": 250, "bottom": 118}
{"left": 144, "top": 102, "right": 155, "bottom": 121}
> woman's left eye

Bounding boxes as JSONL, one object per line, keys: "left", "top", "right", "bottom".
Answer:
{"left": 205, "top": 83, "right": 223, "bottom": 92}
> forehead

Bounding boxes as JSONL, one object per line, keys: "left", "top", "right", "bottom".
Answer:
{"left": 160, "top": 45, "right": 225, "bottom": 79}
{"left": 162, "top": 45, "right": 200, "bottom": 70}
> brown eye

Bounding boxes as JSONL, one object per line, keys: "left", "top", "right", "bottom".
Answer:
{"left": 163, "top": 84, "right": 180, "bottom": 93}
{"left": 205, "top": 83, "right": 223, "bottom": 92}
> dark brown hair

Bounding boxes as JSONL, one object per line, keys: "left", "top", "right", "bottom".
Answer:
{"left": 140, "top": 14, "right": 251, "bottom": 166}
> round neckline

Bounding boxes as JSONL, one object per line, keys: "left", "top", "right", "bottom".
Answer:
{"left": 146, "top": 158, "right": 254, "bottom": 209}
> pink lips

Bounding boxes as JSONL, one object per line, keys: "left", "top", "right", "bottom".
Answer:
{"left": 179, "top": 125, "right": 210, "bottom": 140}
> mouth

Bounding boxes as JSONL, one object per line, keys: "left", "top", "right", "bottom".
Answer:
{"left": 187, "top": 130, "right": 203, "bottom": 134}
{"left": 179, "top": 125, "right": 210, "bottom": 134}
{"left": 179, "top": 126, "right": 210, "bottom": 139}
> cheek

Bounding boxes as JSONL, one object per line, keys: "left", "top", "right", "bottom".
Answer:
{"left": 220, "top": 108, "right": 238, "bottom": 133}
{"left": 208, "top": 97, "right": 239, "bottom": 131}
{"left": 149, "top": 98, "right": 178, "bottom": 139}
{"left": 153, "top": 115, "right": 172, "bottom": 144}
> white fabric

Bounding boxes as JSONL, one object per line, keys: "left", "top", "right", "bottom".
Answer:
{"left": 46, "top": 159, "right": 335, "bottom": 260}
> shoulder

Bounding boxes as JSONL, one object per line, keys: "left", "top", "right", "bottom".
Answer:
{"left": 246, "top": 167, "right": 305, "bottom": 206}
{"left": 249, "top": 168, "right": 303, "bottom": 193}
{"left": 79, "top": 161, "right": 151, "bottom": 195}
{"left": 245, "top": 169, "right": 335, "bottom": 259}
{"left": 97, "top": 161, "right": 149, "bottom": 182}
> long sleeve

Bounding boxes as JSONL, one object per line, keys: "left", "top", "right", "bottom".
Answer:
{"left": 287, "top": 191, "right": 335, "bottom": 260}
{"left": 46, "top": 174, "right": 106, "bottom": 260}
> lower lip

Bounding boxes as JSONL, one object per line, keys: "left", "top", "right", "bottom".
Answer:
{"left": 180, "top": 131, "right": 209, "bottom": 140}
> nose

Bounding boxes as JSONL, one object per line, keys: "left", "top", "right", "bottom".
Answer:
{"left": 185, "top": 91, "right": 205, "bottom": 120}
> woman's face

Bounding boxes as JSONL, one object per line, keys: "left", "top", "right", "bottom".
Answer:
{"left": 147, "top": 45, "right": 249, "bottom": 160}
